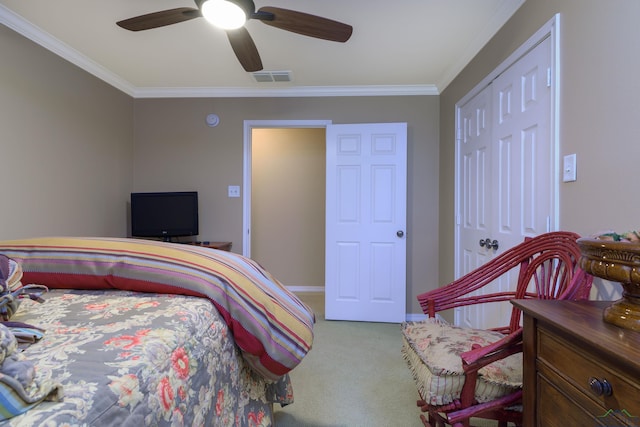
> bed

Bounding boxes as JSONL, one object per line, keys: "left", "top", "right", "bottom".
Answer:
{"left": 0, "top": 237, "right": 315, "bottom": 426}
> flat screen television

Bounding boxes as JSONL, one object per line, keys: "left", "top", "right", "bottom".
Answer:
{"left": 130, "top": 191, "right": 199, "bottom": 241}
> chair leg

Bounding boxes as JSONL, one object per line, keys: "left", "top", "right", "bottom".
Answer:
{"left": 417, "top": 400, "right": 435, "bottom": 426}
{"left": 419, "top": 412, "right": 446, "bottom": 427}
{"left": 419, "top": 414, "right": 432, "bottom": 426}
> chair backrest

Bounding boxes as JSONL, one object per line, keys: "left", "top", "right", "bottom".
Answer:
{"left": 507, "top": 231, "right": 593, "bottom": 331}
{"left": 419, "top": 231, "right": 593, "bottom": 333}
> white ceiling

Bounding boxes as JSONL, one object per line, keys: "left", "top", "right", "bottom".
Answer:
{"left": 0, "top": 0, "right": 524, "bottom": 98}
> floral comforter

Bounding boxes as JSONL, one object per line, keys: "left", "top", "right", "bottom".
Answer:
{"left": 0, "top": 289, "right": 293, "bottom": 427}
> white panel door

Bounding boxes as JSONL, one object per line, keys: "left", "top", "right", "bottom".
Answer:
{"left": 457, "top": 85, "right": 495, "bottom": 329}
{"left": 325, "top": 123, "right": 407, "bottom": 323}
{"left": 456, "top": 36, "right": 554, "bottom": 329}
{"left": 493, "top": 36, "right": 552, "bottom": 248}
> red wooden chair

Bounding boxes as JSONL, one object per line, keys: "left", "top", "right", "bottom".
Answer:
{"left": 401, "top": 231, "right": 593, "bottom": 427}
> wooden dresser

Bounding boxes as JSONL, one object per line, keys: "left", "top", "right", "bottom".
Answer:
{"left": 512, "top": 300, "right": 640, "bottom": 426}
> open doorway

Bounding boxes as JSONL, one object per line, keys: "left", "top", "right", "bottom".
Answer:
{"left": 244, "top": 120, "right": 408, "bottom": 321}
{"left": 243, "top": 120, "right": 331, "bottom": 292}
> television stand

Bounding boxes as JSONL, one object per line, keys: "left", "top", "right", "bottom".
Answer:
{"left": 189, "top": 241, "right": 232, "bottom": 252}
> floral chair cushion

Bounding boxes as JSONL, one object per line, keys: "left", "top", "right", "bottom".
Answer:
{"left": 401, "top": 318, "right": 522, "bottom": 406}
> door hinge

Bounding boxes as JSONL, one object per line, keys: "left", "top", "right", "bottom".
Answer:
{"left": 547, "top": 68, "right": 552, "bottom": 88}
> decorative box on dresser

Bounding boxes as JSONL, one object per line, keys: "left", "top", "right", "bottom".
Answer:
{"left": 512, "top": 299, "right": 640, "bottom": 427}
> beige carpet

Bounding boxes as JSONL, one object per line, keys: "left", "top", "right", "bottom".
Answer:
{"left": 273, "top": 293, "right": 505, "bottom": 427}
{"left": 273, "top": 292, "right": 420, "bottom": 426}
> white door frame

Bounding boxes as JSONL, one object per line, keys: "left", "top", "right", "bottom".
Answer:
{"left": 454, "top": 14, "right": 561, "bottom": 278}
{"left": 242, "top": 120, "right": 332, "bottom": 258}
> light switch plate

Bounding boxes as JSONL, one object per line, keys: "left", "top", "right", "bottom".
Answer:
{"left": 228, "top": 185, "right": 240, "bottom": 198}
{"left": 563, "top": 154, "right": 577, "bottom": 182}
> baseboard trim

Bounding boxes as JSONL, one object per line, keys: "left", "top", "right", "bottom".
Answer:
{"left": 405, "top": 313, "right": 447, "bottom": 322}
{"left": 286, "top": 286, "right": 325, "bottom": 293}
{"left": 286, "top": 286, "right": 431, "bottom": 322}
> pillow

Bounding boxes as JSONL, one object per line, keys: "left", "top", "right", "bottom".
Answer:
{"left": 0, "top": 237, "right": 315, "bottom": 381}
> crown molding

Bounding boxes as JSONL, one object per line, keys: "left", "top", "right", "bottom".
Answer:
{"left": 0, "top": 4, "right": 136, "bottom": 96}
{"left": 436, "top": 0, "right": 526, "bottom": 91}
{"left": 1, "top": 5, "right": 438, "bottom": 98}
{"left": 131, "top": 84, "right": 438, "bottom": 98}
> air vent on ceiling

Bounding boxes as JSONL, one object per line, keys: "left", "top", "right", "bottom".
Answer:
{"left": 252, "top": 71, "right": 292, "bottom": 83}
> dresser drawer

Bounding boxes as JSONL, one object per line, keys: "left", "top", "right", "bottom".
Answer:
{"left": 537, "top": 373, "right": 612, "bottom": 427}
{"left": 538, "top": 327, "right": 640, "bottom": 415}
{"left": 514, "top": 300, "right": 640, "bottom": 426}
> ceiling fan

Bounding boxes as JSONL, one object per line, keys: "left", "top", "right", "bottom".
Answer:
{"left": 116, "top": 0, "right": 353, "bottom": 72}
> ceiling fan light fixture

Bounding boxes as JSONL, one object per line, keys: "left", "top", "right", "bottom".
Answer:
{"left": 202, "top": 0, "right": 247, "bottom": 30}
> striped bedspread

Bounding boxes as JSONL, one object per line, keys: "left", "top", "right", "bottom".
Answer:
{"left": 0, "top": 237, "right": 315, "bottom": 381}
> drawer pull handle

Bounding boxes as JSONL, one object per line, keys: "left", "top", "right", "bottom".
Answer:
{"left": 589, "top": 377, "right": 612, "bottom": 397}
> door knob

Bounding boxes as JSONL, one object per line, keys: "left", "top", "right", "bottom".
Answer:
{"left": 397, "top": 230, "right": 404, "bottom": 238}
{"left": 479, "top": 238, "right": 499, "bottom": 250}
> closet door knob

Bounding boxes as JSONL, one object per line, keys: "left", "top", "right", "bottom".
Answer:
{"left": 479, "top": 239, "right": 499, "bottom": 250}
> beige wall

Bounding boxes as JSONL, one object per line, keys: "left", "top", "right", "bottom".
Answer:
{"left": 132, "top": 96, "right": 440, "bottom": 313}
{"left": 1, "top": 20, "right": 440, "bottom": 315}
{"left": 439, "top": 0, "right": 640, "bottom": 293}
{"left": 0, "top": 25, "right": 133, "bottom": 240}
{"left": 252, "top": 128, "right": 325, "bottom": 287}
{"left": 6, "top": 0, "right": 637, "bottom": 315}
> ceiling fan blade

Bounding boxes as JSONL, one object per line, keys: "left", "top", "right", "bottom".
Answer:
{"left": 256, "top": 7, "right": 352, "bottom": 42}
{"left": 117, "top": 8, "right": 201, "bottom": 31}
{"left": 226, "top": 27, "right": 263, "bottom": 72}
